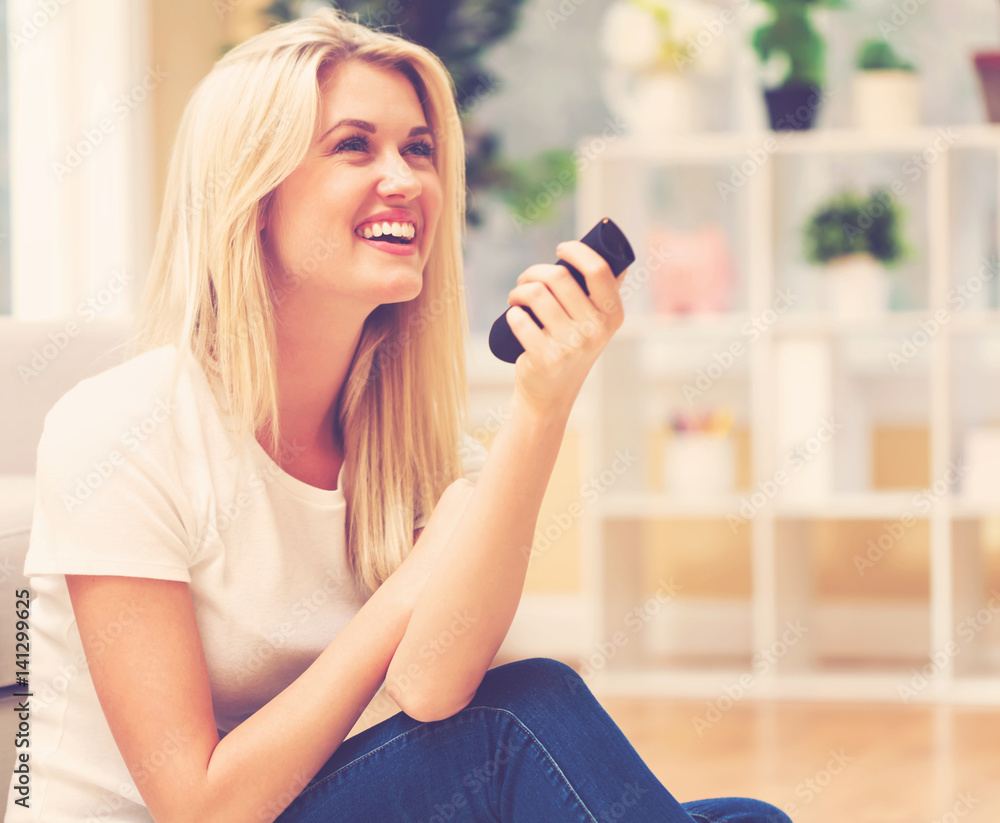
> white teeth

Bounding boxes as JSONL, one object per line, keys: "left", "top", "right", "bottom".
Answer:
{"left": 358, "top": 220, "right": 416, "bottom": 240}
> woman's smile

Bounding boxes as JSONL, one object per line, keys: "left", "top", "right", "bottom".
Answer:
{"left": 354, "top": 207, "right": 420, "bottom": 256}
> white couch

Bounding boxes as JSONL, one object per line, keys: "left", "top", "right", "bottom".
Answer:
{"left": 0, "top": 318, "right": 134, "bottom": 687}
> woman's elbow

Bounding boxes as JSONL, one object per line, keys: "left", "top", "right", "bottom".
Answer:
{"left": 388, "top": 681, "right": 475, "bottom": 723}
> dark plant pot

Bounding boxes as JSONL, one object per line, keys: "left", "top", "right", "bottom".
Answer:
{"left": 763, "top": 84, "right": 823, "bottom": 131}
{"left": 973, "top": 52, "right": 1000, "bottom": 123}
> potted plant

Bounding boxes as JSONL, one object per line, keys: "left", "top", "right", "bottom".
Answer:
{"left": 803, "top": 186, "right": 911, "bottom": 319}
{"left": 599, "top": 0, "right": 729, "bottom": 138}
{"left": 852, "top": 39, "right": 920, "bottom": 130}
{"left": 751, "top": 0, "right": 846, "bottom": 131}
{"left": 974, "top": 5, "right": 1000, "bottom": 124}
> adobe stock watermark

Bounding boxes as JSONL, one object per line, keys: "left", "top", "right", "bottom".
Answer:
{"left": 616, "top": 242, "right": 672, "bottom": 308}
{"left": 417, "top": 609, "right": 479, "bottom": 667}
{"left": 853, "top": 460, "right": 967, "bottom": 575}
{"left": 195, "top": 437, "right": 308, "bottom": 555}
{"left": 213, "top": 0, "right": 246, "bottom": 20}
{"left": 85, "top": 727, "right": 192, "bottom": 823}
{"left": 234, "top": 568, "right": 357, "bottom": 686}
{"left": 887, "top": 256, "right": 1000, "bottom": 371}
{"left": 595, "top": 781, "right": 650, "bottom": 823}
{"left": 673, "top": 0, "right": 750, "bottom": 73}
{"left": 511, "top": 115, "right": 627, "bottom": 232}
{"left": 270, "top": 234, "right": 339, "bottom": 308}
{"left": 716, "top": 88, "right": 833, "bottom": 201}
{"left": 545, "top": 0, "right": 588, "bottom": 30}
{"left": 53, "top": 66, "right": 169, "bottom": 183}
{"left": 683, "top": 288, "right": 796, "bottom": 402}
{"left": 8, "top": 0, "right": 70, "bottom": 50}
{"left": 823, "top": 128, "right": 957, "bottom": 245}
{"left": 18, "top": 268, "right": 134, "bottom": 385}
{"left": 31, "top": 599, "right": 146, "bottom": 711}
{"left": 61, "top": 396, "right": 180, "bottom": 514}
{"left": 728, "top": 417, "right": 844, "bottom": 532}
{"left": 523, "top": 448, "right": 639, "bottom": 563}
{"left": 691, "top": 619, "right": 809, "bottom": 736}
{"left": 927, "top": 792, "right": 981, "bottom": 823}
{"left": 897, "top": 590, "right": 1000, "bottom": 702}
{"left": 568, "top": 578, "right": 681, "bottom": 691}
{"left": 255, "top": 772, "right": 311, "bottom": 823}
{"left": 180, "top": 111, "right": 296, "bottom": 222}
{"left": 877, "top": 0, "right": 932, "bottom": 38}
{"left": 780, "top": 749, "right": 855, "bottom": 819}
{"left": 414, "top": 738, "right": 526, "bottom": 820}
{"left": 365, "top": 276, "right": 470, "bottom": 385}
{"left": 378, "top": 609, "right": 480, "bottom": 710}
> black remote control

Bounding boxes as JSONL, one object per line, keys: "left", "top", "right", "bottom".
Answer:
{"left": 488, "top": 217, "right": 636, "bottom": 364}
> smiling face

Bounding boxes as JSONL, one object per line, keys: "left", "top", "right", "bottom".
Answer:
{"left": 261, "top": 59, "right": 443, "bottom": 311}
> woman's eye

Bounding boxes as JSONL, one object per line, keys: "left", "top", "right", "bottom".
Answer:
{"left": 407, "top": 140, "right": 436, "bottom": 158}
{"left": 333, "top": 134, "right": 370, "bottom": 153}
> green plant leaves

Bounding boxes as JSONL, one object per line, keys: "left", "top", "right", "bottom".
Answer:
{"left": 803, "top": 186, "right": 911, "bottom": 267}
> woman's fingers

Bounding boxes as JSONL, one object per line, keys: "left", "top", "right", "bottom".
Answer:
{"left": 513, "top": 262, "right": 595, "bottom": 323}
{"left": 553, "top": 240, "right": 626, "bottom": 329}
{"left": 506, "top": 279, "right": 580, "bottom": 345}
{"left": 506, "top": 240, "right": 625, "bottom": 355}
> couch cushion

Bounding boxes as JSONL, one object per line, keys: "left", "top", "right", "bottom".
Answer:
{"left": 0, "top": 318, "right": 132, "bottom": 474}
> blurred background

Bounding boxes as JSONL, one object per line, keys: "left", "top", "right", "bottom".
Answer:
{"left": 3, "top": 1, "right": 1000, "bottom": 821}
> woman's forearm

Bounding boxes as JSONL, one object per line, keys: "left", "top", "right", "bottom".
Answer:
{"left": 385, "top": 389, "right": 570, "bottom": 720}
{"left": 198, "top": 578, "right": 412, "bottom": 823}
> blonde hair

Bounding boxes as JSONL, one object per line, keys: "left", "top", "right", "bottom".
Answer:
{"left": 125, "top": 7, "right": 472, "bottom": 598}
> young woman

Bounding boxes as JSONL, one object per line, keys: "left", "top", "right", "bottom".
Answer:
{"left": 6, "top": 8, "right": 792, "bottom": 823}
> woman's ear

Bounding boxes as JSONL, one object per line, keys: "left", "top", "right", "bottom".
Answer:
{"left": 257, "top": 194, "right": 272, "bottom": 235}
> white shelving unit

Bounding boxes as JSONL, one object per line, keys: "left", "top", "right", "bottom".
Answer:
{"left": 575, "top": 126, "right": 1000, "bottom": 705}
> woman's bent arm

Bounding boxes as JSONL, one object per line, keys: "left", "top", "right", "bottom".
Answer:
{"left": 66, "top": 572, "right": 411, "bottom": 823}
{"left": 385, "top": 389, "right": 570, "bottom": 720}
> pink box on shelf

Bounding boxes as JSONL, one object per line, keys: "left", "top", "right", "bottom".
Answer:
{"left": 647, "top": 222, "right": 735, "bottom": 314}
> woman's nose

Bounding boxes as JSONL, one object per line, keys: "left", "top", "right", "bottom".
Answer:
{"left": 376, "top": 152, "right": 421, "bottom": 199}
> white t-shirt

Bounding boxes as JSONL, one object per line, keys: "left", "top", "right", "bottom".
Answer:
{"left": 4, "top": 344, "right": 489, "bottom": 823}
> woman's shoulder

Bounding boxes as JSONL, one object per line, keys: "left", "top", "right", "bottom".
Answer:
{"left": 41, "top": 344, "right": 209, "bottom": 454}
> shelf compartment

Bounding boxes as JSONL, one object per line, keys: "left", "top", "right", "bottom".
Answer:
{"left": 947, "top": 146, "right": 998, "bottom": 312}
{"left": 951, "top": 518, "right": 1000, "bottom": 679}
{"left": 769, "top": 335, "right": 931, "bottom": 499}
{"left": 773, "top": 517, "right": 931, "bottom": 677}
{"left": 773, "top": 151, "right": 930, "bottom": 314}
{"left": 595, "top": 520, "right": 753, "bottom": 676}
{"left": 950, "top": 331, "right": 1000, "bottom": 505}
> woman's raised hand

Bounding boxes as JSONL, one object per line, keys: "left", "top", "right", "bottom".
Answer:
{"left": 504, "top": 240, "right": 627, "bottom": 419}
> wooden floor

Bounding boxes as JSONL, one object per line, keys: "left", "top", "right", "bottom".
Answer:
{"left": 593, "top": 693, "right": 1000, "bottom": 823}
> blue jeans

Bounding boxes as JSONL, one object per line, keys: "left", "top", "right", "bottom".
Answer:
{"left": 275, "top": 658, "right": 793, "bottom": 822}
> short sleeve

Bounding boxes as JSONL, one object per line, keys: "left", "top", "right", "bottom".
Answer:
{"left": 413, "top": 431, "right": 489, "bottom": 530}
{"left": 22, "top": 378, "right": 195, "bottom": 583}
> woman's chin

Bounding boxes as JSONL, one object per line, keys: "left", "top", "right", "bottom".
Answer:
{"left": 376, "top": 267, "right": 424, "bottom": 304}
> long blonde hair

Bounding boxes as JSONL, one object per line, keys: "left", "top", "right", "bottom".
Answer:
{"left": 126, "top": 7, "right": 472, "bottom": 598}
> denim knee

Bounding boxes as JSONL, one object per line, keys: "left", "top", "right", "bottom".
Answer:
{"left": 683, "top": 796, "right": 794, "bottom": 823}
{"left": 501, "top": 656, "right": 587, "bottom": 693}
{"left": 473, "top": 657, "right": 590, "bottom": 709}
{"left": 741, "top": 798, "right": 794, "bottom": 823}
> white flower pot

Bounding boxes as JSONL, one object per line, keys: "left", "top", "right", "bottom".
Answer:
{"left": 852, "top": 70, "right": 921, "bottom": 130}
{"left": 622, "top": 71, "right": 701, "bottom": 138}
{"left": 664, "top": 433, "right": 735, "bottom": 497}
{"left": 824, "top": 254, "right": 890, "bottom": 320}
